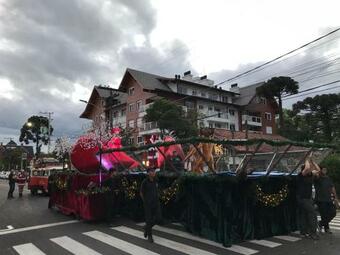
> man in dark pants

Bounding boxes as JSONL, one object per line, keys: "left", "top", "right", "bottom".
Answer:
{"left": 7, "top": 170, "right": 16, "bottom": 199}
{"left": 315, "top": 167, "right": 339, "bottom": 233}
{"left": 103, "top": 170, "right": 117, "bottom": 225}
{"left": 140, "top": 168, "right": 162, "bottom": 243}
{"left": 296, "top": 159, "right": 319, "bottom": 240}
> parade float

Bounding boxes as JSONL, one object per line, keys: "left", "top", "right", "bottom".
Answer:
{"left": 49, "top": 127, "right": 335, "bottom": 247}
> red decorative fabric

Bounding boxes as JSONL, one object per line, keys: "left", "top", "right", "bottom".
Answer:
{"left": 50, "top": 173, "right": 107, "bottom": 220}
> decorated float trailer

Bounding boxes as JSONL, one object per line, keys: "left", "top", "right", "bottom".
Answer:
{"left": 48, "top": 127, "right": 337, "bottom": 247}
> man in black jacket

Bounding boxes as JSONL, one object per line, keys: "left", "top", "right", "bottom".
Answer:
{"left": 140, "top": 168, "right": 162, "bottom": 243}
{"left": 315, "top": 167, "right": 339, "bottom": 233}
{"left": 7, "top": 170, "right": 15, "bottom": 199}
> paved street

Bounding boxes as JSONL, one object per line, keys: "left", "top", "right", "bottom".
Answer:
{"left": 1, "top": 179, "right": 340, "bottom": 255}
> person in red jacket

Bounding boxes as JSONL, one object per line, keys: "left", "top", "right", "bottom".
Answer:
{"left": 16, "top": 170, "right": 27, "bottom": 198}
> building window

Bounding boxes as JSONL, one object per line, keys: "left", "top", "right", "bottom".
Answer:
{"left": 113, "top": 111, "right": 118, "bottom": 118}
{"left": 137, "top": 136, "right": 143, "bottom": 144}
{"left": 136, "top": 100, "right": 142, "bottom": 111}
{"left": 129, "top": 103, "right": 134, "bottom": 112}
{"left": 128, "top": 87, "right": 135, "bottom": 96}
{"left": 121, "top": 109, "right": 126, "bottom": 116}
{"left": 185, "top": 101, "right": 195, "bottom": 109}
{"left": 128, "top": 138, "right": 134, "bottom": 145}
{"left": 209, "top": 123, "right": 214, "bottom": 128}
{"left": 230, "top": 124, "right": 236, "bottom": 131}
{"left": 137, "top": 118, "right": 143, "bottom": 128}
{"left": 201, "top": 92, "right": 206, "bottom": 97}
{"left": 198, "top": 105, "right": 204, "bottom": 110}
{"left": 258, "top": 97, "right": 266, "bottom": 104}
{"left": 266, "top": 126, "right": 273, "bottom": 134}
{"left": 215, "top": 123, "right": 222, "bottom": 128}
{"left": 192, "top": 90, "right": 197, "bottom": 96}
{"left": 265, "top": 112, "right": 272, "bottom": 121}
{"left": 229, "top": 109, "right": 235, "bottom": 116}
{"left": 199, "top": 122, "right": 205, "bottom": 128}
{"left": 222, "top": 96, "right": 229, "bottom": 103}
{"left": 208, "top": 106, "right": 213, "bottom": 111}
{"left": 178, "top": 86, "right": 187, "bottom": 94}
{"left": 128, "top": 120, "right": 134, "bottom": 128}
{"left": 209, "top": 93, "right": 218, "bottom": 100}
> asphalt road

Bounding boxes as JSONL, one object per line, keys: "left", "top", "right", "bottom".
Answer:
{"left": 1, "top": 179, "right": 340, "bottom": 255}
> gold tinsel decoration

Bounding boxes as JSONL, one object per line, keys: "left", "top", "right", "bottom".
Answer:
{"left": 55, "top": 177, "right": 68, "bottom": 191}
{"left": 160, "top": 181, "right": 180, "bottom": 205}
{"left": 255, "top": 184, "right": 288, "bottom": 207}
{"left": 75, "top": 187, "right": 110, "bottom": 196}
{"left": 121, "top": 177, "right": 138, "bottom": 200}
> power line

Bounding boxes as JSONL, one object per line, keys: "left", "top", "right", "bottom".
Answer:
{"left": 215, "top": 27, "right": 340, "bottom": 86}
{"left": 283, "top": 85, "right": 340, "bottom": 101}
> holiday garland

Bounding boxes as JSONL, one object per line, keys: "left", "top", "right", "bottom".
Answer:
{"left": 255, "top": 184, "right": 289, "bottom": 207}
{"left": 159, "top": 180, "right": 180, "bottom": 205}
{"left": 100, "top": 137, "right": 338, "bottom": 154}
{"left": 121, "top": 177, "right": 138, "bottom": 200}
{"left": 55, "top": 176, "right": 69, "bottom": 191}
{"left": 76, "top": 186, "right": 110, "bottom": 196}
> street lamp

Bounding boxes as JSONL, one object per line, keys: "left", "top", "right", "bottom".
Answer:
{"left": 26, "top": 122, "right": 32, "bottom": 127}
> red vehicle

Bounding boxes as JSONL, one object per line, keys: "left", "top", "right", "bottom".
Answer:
{"left": 28, "top": 158, "right": 63, "bottom": 195}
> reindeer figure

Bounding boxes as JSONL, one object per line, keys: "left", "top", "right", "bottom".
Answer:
{"left": 184, "top": 128, "right": 216, "bottom": 174}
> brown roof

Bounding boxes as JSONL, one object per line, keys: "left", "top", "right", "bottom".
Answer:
{"left": 80, "top": 86, "right": 127, "bottom": 119}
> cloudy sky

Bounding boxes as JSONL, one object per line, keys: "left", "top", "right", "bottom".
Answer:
{"left": 0, "top": 0, "right": 339, "bottom": 148}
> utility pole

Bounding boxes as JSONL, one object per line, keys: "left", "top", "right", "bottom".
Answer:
{"left": 40, "top": 111, "right": 53, "bottom": 154}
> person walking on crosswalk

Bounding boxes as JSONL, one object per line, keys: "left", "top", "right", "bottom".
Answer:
{"left": 315, "top": 166, "right": 339, "bottom": 234}
{"left": 296, "top": 158, "right": 320, "bottom": 240}
{"left": 140, "top": 168, "right": 162, "bottom": 243}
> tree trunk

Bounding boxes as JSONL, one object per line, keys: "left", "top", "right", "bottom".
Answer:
{"left": 323, "top": 112, "right": 332, "bottom": 142}
{"left": 278, "top": 96, "right": 284, "bottom": 129}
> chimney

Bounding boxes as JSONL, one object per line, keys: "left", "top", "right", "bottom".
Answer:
{"left": 230, "top": 83, "right": 239, "bottom": 93}
{"left": 200, "top": 75, "right": 207, "bottom": 80}
{"left": 184, "top": 70, "right": 191, "bottom": 76}
{"left": 175, "top": 74, "right": 181, "bottom": 79}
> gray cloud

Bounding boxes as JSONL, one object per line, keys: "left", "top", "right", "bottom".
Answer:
{"left": 0, "top": 0, "right": 195, "bottom": 145}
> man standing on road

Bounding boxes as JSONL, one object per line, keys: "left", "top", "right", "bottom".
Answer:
{"left": 315, "top": 167, "right": 339, "bottom": 233}
{"left": 16, "top": 170, "right": 27, "bottom": 198}
{"left": 296, "top": 158, "right": 320, "bottom": 240}
{"left": 140, "top": 168, "right": 162, "bottom": 243}
{"left": 7, "top": 170, "right": 16, "bottom": 199}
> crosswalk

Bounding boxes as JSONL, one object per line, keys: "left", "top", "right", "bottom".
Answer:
{"left": 10, "top": 222, "right": 306, "bottom": 255}
{"left": 319, "top": 213, "right": 340, "bottom": 232}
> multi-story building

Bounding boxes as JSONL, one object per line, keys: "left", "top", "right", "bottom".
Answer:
{"left": 80, "top": 68, "right": 278, "bottom": 144}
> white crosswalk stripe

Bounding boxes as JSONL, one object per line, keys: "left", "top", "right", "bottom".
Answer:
{"left": 13, "top": 243, "right": 46, "bottom": 255}
{"left": 113, "top": 226, "right": 219, "bottom": 255}
{"left": 84, "top": 230, "right": 159, "bottom": 255}
{"left": 137, "top": 223, "right": 259, "bottom": 255}
{"left": 319, "top": 214, "right": 340, "bottom": 231}
{"left": 249, "top": 239, "right": 281, "bottom": 248}
{"left": 50, "top": 236, "right": 101, "bottom": 255}
{"left": 11, "top": 224, "right": 305, "bottom": 255}
{"left": 274, "top": 235, "right": 301, "bottom": 242}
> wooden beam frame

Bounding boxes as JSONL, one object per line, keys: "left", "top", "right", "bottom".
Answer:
{"left": 266, "top": 144, "right": 292, "bottom": 176}
{"left": 289, "top": 148, "right": 314, "bottom": 175}
{"left": 236, "top": 141, "right": 264, "bottom": 175}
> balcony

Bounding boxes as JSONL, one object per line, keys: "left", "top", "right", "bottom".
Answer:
{"left": 205, "top": 111, "right": 229, "bottom": 123}
{"left": 139, "top": 121, "right": 160, "bottom": 135}
{"left": 242, "top": 115, "right": 262, "bottom": 126}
